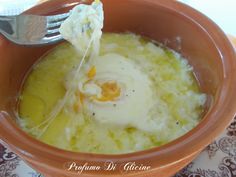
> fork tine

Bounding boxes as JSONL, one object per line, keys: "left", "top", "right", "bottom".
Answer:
{"left": 47, "top": 12, "right": 70, "bottom": 23}
{"left": 41, "top": 34, "right": 63, "bottom": 45}
{"left": 47, "top": 21, "right": 63, "bottom": 29}
{"left": 44, "top": 34, "right": 62, "bottom": 41}
{"left": 46, "top": 28, "right": 60, "bottom": 35}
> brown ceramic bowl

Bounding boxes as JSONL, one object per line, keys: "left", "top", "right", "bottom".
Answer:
{"left": 0, "top": 0, "right": 236, "bottom": 176}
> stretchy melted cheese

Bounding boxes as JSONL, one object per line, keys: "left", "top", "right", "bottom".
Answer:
{"left": 59, "top": 0, "right": 103, "bottom": 57}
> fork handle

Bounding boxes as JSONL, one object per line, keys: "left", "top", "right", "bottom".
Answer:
{"left": 0, "top": 16, "right": 15, "bottom": 35}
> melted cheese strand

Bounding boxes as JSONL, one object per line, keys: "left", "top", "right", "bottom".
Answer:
{"left": 28, "top": 0, "right": 104, "bottom": 137}
{"left": 32, "top": 30, "right": 96, "bottom": 138}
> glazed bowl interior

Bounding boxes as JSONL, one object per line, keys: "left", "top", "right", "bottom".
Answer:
{"left": 0, "top": 0, "right": 236, "bottom": 176}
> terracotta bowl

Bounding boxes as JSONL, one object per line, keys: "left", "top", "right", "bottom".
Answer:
{"left": 0, "top": 0, "right": 236, "bottom": 176}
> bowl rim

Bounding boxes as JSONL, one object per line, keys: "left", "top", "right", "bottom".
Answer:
{"left": 1, "top": 0, "right": 236, "bottom": 174}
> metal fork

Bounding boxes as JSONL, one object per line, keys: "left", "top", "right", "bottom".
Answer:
{"left": 0, "top": 12, "right": 70, "bottom": 45}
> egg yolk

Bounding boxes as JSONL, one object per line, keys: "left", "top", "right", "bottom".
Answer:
{"left": 87, "top": 66, "right": 96, "bottom": 79}
{"left": 85, "top": 67, "right": 121, "bottom": 102}
{"left": 97, "top": 81, "right": 121, "bottom": 101}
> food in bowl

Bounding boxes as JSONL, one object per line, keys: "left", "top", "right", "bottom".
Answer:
{"left": 17, "top": 0, "right": 206, "bottom": 154}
